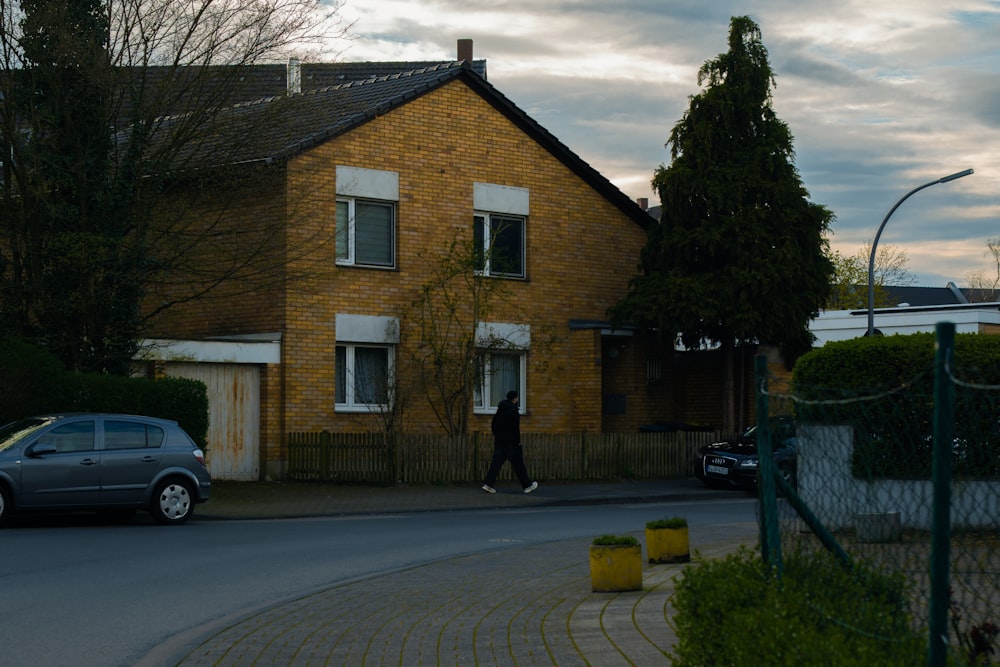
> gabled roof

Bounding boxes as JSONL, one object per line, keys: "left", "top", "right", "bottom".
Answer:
{"left": 882, "top": 285, "right": 1000, "bottom": 306}
{"left": 160, "top": 60, "right": 650, "bottom": 227}
{"left": 120, "top": 60, "right": 488, "bottom": 119}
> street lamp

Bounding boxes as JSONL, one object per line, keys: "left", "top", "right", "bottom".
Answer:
{"left": 866, "top": 168, "right": 974, "bottom": 336}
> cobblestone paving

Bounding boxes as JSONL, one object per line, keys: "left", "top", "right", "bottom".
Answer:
{"left": 175, "top": 525, "right": 756, "bottom": 666}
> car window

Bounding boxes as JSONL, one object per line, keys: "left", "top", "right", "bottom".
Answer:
{"left": 104, "top": 421, "right": 164, "bottom": 450}
{"left": 42, "top": 421, "right": 96, "bottom": 453}
{"left": 0, "top": 418, "right": 51, "bottom": 451}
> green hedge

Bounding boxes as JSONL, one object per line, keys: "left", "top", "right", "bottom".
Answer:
{"left": 0, "top": 336, "right": 208, "bottom": 447}
{"left": 792, "top": 333, "right": 1000, "bottom": 478}
{"left": 670, "top": 547, "right": 926, "bottom": 666}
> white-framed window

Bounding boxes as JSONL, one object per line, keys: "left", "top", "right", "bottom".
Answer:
{"left": 334, "top": 313, "right": 399, "bottom": 413}
{"left": 336, "top": 198, "right": 395, "bottom": 267}
{"left": 473, "top": 322, "right": 530, "bottom": 414}
{"left": 474, "top": 212, "right": 525, "bottom": 278}
{"left": 335, "top": 343, "right": 393, "bottom": 411}
{"left": 335, "top": 166, "right": 399, "bottom": 269}
{"left": 474, "top": 350, "right": 526, "bottom": 413}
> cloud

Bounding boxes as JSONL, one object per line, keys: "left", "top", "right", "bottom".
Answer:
{"left": 334, "top": 0, "right": 999, "bottom": 286}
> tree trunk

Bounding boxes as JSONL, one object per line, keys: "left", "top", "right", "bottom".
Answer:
{"left": 720, "top": 338, "right": 737, "bottom": 433}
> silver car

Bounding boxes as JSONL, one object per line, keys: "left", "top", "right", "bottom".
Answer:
{"left": 0, "top": 413, "right": 211, "bottom": 525}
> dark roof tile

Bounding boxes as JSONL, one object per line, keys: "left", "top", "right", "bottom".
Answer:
{"left": 152, "top": 60, "right": 649, "bottom": 227}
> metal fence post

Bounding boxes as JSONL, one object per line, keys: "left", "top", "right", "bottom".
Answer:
{"left": 928, "top": 321, "right": 955, "bottom": 667}
{"left": 756, "top": 354, "right": 782, "bottom": 571}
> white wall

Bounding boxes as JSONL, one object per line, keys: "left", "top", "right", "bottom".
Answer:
{"left": 797, "top": 425, "right": 998, "bottom": 530}
{"left": 810, "top": 305, "right": 1000, "bottom": 346}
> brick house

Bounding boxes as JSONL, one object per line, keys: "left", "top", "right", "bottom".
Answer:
{"left": 136, "top": 43, "right": 691, "bottom": 480}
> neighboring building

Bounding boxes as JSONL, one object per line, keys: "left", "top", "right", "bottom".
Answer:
{"left": 812, "top": 302, "right": 1000, "bottom": 345}
{"left": 136, "top": 42, "right": 683, "bottom": 479}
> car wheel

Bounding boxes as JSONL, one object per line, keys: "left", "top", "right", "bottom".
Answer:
{"left": 0, "top": 484, "right": 11, "bottom": 526}
{"left": 151, "top": 479, "right": 195, "bottom": 525}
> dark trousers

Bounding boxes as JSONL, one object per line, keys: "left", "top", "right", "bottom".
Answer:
{"left": 484, "top": 442, "right": 532, "bottom": 488}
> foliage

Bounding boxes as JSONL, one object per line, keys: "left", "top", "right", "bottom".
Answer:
{"left": 62, "top": 373, "right": 209, "bottom": 448}
{"left": 611, "top": 15, "right": 833, "bottom": 430}
{"left": 646, "top": 517, "right": 687, "bottom": 530}
{"left": 792, "top": 333, "right": 1000, "bottom": 478}
{"left": 0, "top": 336, "right": 208, "bottom": 445}
{"left": 592, "top": 534, "right": 639, "bottom": 547}
{"left": 0, "top": 0, "right": 140, "bottom": 373}
{"left": 396, "top": 234, "right": 557, "bottom": 435}
{"left": 826, "top": 242, "right": 915, "bottom": 310}
{"left": 0, "top": 335, "right": 72, "bottom": 420}
{"left": 951, "top": 595, "right": 1000, "bottom": 666}
{"left": 0, "top": 0, "right": 348, "bottom": 374}
{"left": 964, "top": 236, "right": 1000, "bottom": 303}
{"left": 398, "top": 236, "right": 513, "bottom": 435}
{"left": 670, "top": 547, "right": 926, "bottom": 666}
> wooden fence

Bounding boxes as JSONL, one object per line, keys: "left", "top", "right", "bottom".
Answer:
{"left": 286, "top": 430, "right": 724, "bottom": 484}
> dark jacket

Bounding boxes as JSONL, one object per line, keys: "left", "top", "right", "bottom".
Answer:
{"left": 491, "top": 399, "right": 521, "bottom": 447}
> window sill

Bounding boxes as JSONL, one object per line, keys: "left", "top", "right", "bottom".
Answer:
{"left": 335, "top": 405, "right": 389, "bottom": 414}
{"left": 335, "top": 262, "right": 398, "bottom": 271}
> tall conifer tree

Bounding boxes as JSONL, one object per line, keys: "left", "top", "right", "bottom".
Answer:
{"left": 613, "top": 16, "right": 833, "bottom": 430}
{"left": 14, "top": 0, "right": 142, "bottom": 373}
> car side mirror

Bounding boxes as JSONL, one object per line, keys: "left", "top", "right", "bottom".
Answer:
{"left": 26, "top": 442, "right": 58, "bottom": 457}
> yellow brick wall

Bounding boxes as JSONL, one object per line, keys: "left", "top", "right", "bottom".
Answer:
{"left": 257, "top": 363, "right": 282, "bottom": 474}
{"left": 145, "top": 166, "right": 288, "bottom": 338}
{"left": 567, "top": 329, "right": 603, "bottom": 433}
{"left": 279, "top": 79, "right": 648, "bottom": 436}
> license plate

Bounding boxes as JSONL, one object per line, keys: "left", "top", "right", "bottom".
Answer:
{"left": 706, "top": 464, "right": 729, "bottom": 475}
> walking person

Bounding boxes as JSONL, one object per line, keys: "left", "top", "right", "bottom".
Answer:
{"left": 481, "top": 390, "right": 538, "bottom": 494}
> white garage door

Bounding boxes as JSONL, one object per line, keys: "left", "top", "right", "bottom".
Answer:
{"left": 166, "top": 362, "right": 260, "bottom": 481}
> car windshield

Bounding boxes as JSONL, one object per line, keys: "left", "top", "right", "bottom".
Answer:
{"left": 0, "top": 417, "right": 53, "bottom": 452}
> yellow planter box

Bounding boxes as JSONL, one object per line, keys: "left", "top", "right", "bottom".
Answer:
{"left": 589, "top": 544, "right": 643, "bottom": 592}
{"left": 646, "top": 526, "right": 690, "bottom": 563}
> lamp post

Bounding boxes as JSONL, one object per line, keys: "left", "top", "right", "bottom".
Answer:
{"left": 866, "top": 168, "right": 974, "bottom": 336}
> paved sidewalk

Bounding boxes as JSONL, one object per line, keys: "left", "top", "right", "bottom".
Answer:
{"left": 197, "top": 476, "right": 745, "bottom": 520}
{"left": 163, "top": 479, "right": 758, "bottom": 666}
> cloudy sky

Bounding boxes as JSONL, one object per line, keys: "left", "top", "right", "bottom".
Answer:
{"left": 329, "top": 0, "right": 998, "bottom": 287}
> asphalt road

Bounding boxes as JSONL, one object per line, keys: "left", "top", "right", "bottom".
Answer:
{"left": 1, "top": 497, "right": 756, "bottom": 666}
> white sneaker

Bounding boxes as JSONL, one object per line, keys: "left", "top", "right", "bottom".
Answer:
{"left": 523, "top": 481, "right": 539, "bottom": 494}
{"left": 481, "top": 484, "right": 497, "bottom": 494}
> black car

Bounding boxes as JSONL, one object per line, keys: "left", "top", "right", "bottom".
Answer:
{"left": 694, "top": 417, "right": 797, "bottom": 490}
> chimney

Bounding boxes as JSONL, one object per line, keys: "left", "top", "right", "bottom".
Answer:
{"left": 637, "top": 197, "right": 648, "bottom": 210}
{"left": 287, "top": 58, "right": 302, "bottom": 95}
{"left": 457, "top": 39, "right": 473, "bottom": 62}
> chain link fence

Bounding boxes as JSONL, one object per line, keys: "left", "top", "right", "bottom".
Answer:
{"left": 756, "top": 324, "right": 999, "bottom": 666}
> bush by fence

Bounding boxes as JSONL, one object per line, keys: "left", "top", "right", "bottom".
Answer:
{"left": 286, "top": 430, "right": 723, "bottom": 484}
{"left": 758, "top": 325, "right": 1000, "bottom": 666}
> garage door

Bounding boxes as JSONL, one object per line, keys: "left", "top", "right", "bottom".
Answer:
{"left": 165, "top": 362, "right": 260, "bottom": 481}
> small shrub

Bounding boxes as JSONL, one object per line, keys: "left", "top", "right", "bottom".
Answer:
{"left": 0, "top": 336, "right": 69, "bottom": 423}
{"left": 592, "top": 534, "right": 639, "bottom": 547}
{"left": 0, "top": 336, "right": 208, "bottom": 446}
{"left": 647, "top": 517, "right": 687, "bottom": 530}
{"left": 670, "top": 547, "right": 926, "bottom": 667}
